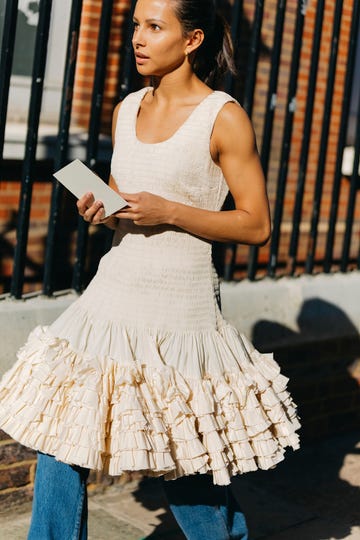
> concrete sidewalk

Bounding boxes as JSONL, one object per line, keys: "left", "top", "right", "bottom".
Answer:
{"left": 1, "top": 430, "right": 359, "bottom": 539}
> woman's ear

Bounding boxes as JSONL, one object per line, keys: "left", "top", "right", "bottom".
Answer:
{"left": 185, "top": 28, "right": 205, "bottom": 55}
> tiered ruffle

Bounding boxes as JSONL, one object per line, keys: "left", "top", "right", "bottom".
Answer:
{"left": 0, "top": 318, "right": 300, "bottom": 486}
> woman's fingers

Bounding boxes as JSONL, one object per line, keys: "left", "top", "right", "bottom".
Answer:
{"left": 77, "top": 192, "right": 95, "bottom": 215}
{"left": 83, "top": 201, "right": 104, "bottom": 223}
{"left": 115, "top": 210, "right": 135, "bottom": 220}
{"left": 114, "top": 192, "right": 170, "bottom": 226}
{"left": 77, "top": 192, "right": 105, "bottom": 224}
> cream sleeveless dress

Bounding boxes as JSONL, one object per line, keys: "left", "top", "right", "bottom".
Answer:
{"left": 0, "top": 88, "right": 300, "bottom": 485}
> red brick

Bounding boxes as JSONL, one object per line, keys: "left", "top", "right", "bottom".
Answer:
{"left": 0, "top": 462, "right": 33, "bottom": 490}
{"left": 0, "top": 442, "right": 36, "bottom": 466}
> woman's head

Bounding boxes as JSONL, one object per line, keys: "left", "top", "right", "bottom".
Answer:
{"left": 133, "top": 0, "right": 235, "bottom": 87}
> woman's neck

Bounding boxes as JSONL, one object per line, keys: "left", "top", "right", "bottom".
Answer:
{"left": 151, "top": 72, "right": 209, "bottom": 104}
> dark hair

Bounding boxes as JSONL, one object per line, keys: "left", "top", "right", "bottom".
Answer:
{"left": 171, "top": 0, "right": 236, "bottom": 87}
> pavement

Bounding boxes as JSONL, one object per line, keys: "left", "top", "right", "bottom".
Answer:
{"left": 0, "top": 430, "right": 359, "bottom": 539}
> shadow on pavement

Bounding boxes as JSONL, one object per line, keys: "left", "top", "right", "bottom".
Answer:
{"left": 234, "top": 431, "right": 360, "bottom": 539}
{"left": 133, "top": 478, "right": 185, "bottom": 539}
{"left": 133, "top": 434, "right": 360, "bottom": 540}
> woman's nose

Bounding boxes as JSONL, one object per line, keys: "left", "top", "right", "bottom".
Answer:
{"left": 133, "top": 27, "right": 145, "bottom": 47}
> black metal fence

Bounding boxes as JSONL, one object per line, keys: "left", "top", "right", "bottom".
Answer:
{"left": 0, "top": 0, "right": 360, "bottom": 298}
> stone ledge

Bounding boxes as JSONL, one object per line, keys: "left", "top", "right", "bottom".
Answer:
{"left": 221, "top": 271, "right": 360, "bottom": 350}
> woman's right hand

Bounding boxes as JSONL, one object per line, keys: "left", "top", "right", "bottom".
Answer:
{"left": 77, "top": 192, "right": 118, "bottom": 229}
{"left": 77, "top": 192, "right": 105, "bottom": 224}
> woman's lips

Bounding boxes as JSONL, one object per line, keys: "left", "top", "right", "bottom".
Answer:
{"left": 135, "top": 53, "right": 149, "bottom": 64}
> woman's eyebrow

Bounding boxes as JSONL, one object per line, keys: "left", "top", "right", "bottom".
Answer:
{"left": 133, "top": 16, "right": 167, "bottom": 24}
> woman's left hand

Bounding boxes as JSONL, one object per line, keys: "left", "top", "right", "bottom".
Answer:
{"left": 116, "top": 191, "right": 173, "bottom": 226}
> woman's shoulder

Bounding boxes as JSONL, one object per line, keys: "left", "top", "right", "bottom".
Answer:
{"left": 208, "top": 89, "right": 238, "bottom": 107}
{"left": 212, "top": 92, "right": 250, "bottom": 129}
{"left": 208, "top": 91, "right": 248, "bottom": 127}
{"left": 211, "top": 94, "right": 256, "bottom": 151}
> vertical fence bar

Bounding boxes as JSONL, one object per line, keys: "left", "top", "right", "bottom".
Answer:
{"left": 242, "top": 0, "right": 265, "bottom": 117}
{"left": 223, "top": 0, "right": 264, "bottom": 281}
{"left": 118, "top": 0, "right": 137, "bottom": 100}
{"left": 0, "top": 0, "right": 18, "bottom": 165}
{"left": 306, "top": 0, "right": 344, "bottom": 274}
{"left": 72, "top": 0, "right": 114, "bottom": 292}
{"left": 224, "top": 0, "right": 244, "bottom": 94}
{"left": 324, "top": 0, "right": 360, "bottom": 272}
{"left": 10, "top": 0, "right": 53, "bottom": 298}
{"left": 287, "top": 0, "right": 325, "bottom": 275}
{"left": 267, "top": 0, "right": 307, "bottom": 277}
{"left": 340, "top": 90, "right": 360, "bottom": 271}
{"left": 247, "top": 0, "right": 287, "bottom": 280}
{"left": 43, "top": 0, "right": 84, "bottom": 296}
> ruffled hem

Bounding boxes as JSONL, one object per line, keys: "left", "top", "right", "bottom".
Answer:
{"left": 0, "top": 324, "right": 300, "bottom": 486}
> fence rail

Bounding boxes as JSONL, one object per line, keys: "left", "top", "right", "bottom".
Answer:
{"left": 0, "top": 0, "right": 359, "bottom": 298}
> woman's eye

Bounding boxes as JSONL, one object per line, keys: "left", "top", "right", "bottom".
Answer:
{"left": 151, "top": 24, "right": 161, "bottom": 31}
{"left": 133, "top": 22, "right": 139, "bottom": 30}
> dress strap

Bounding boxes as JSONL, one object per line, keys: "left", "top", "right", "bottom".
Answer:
{"left": 195, "top": 91, "right": 238, "bottom": 138}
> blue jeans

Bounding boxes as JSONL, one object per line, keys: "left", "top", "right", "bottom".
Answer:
{"left": 28, "top": 453, "right": 248, "bottom": 539}
{"left": 162, "top": 475, "right": 248, "bottom": 540}
{"left": 28, "top": 453, "right": 89, "bottom": 540}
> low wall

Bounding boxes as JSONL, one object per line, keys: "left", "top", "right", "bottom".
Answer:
{"left": 1, "top": 272, "right": 360, "bottom": 507}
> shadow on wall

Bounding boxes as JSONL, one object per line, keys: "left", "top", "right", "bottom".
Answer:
{"left": 252, "top": 297, "right": 360, "bottom": 441}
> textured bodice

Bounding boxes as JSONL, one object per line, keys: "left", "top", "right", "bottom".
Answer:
{"left": 111, "top": 86, "right": 232, "bottom": 209}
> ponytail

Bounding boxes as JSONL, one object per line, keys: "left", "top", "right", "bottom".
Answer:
{"left": 172, "top": 1, "right": 236, "bottom": 88}
{"left": 194, "top": 13, "right": 236, "bottom": 87}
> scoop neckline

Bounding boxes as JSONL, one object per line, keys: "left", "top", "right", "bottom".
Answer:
{"left": 134, "top": 87, "right": 216, "bottom": 146}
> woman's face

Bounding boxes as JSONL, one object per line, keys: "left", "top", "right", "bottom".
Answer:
{"left": 132, "top": 0, "right": 190, "bottom": 78}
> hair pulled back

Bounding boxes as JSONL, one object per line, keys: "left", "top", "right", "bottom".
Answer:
{"left": 171, "top": 0, "right": 236, "bottom": 87}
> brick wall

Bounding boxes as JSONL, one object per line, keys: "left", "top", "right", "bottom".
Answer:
{"left": 0, "top": 177, "right": 51, "bottom": 295}
{"left": 0, "top": 431, "right": 139, "bottom": 509}
{"left": 239, "top": 0, "right": 360, "bottom": 275}
{"left": 72, "top": 0, "right": 131, "bottom": 133}
{"left": 0, "top": 432, "right": 36, "bottom": 508}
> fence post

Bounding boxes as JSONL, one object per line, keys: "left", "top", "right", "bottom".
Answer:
{"left": 43, "top": 0, "right": 84, "bottom": 296}
{"left": 267, "top": 0, "right": 308, "bottom": 277}
{"left": 72, "top": 0, "right": 115, "bottom": 293}
{"left": 247, "top": 0, "right": 287, "bottom": 280}
{"left": 10, "top": 0, "right": 53, "bottom": 298}
{"left": 0, "top": 0, "right": 18, "bottom": 166}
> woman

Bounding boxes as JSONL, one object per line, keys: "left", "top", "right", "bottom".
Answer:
{"left": 0, "top": 0, "right": 300, "bottom": 538}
